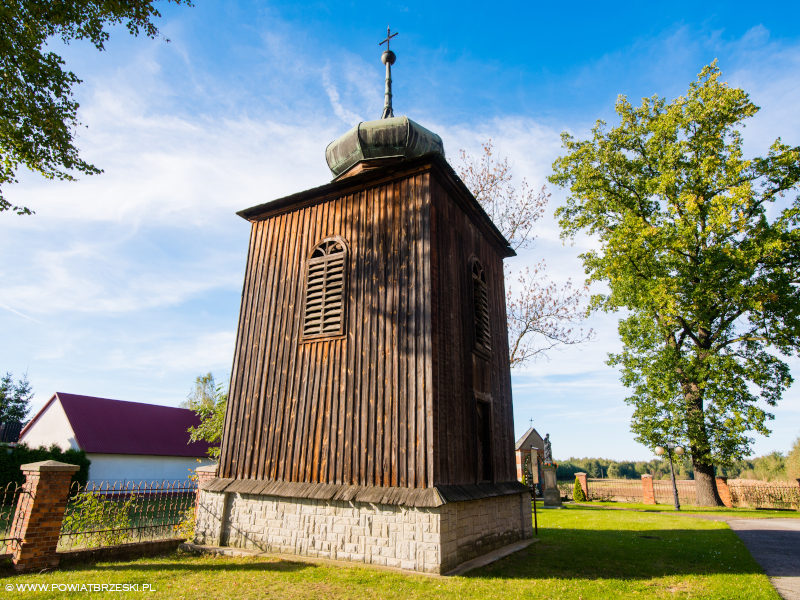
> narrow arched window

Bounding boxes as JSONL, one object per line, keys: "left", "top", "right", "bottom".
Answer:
{"left": 303, "top": 238, "right": 348, "bottom": 338}
{"left": 472, "top": 261, "right": 491, "bottom": 354}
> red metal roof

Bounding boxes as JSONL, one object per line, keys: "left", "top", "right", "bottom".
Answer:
{"left": 31, "top": 393, "right": 213, "bottom": 457}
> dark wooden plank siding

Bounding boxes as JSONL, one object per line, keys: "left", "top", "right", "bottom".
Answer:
{"left": 219, "top": 173, "right": 435, "bottom": 488}
{"left": 429, "top": 176, "right": 517, "bottom": 486}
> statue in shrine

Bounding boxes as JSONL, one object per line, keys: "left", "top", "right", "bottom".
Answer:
{"left": 543, "top": 433, "right": 553, "bottom": 464}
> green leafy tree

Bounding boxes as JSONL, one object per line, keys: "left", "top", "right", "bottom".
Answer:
{"left": 180, "top": 372, "right": 217, "bottom": 410}
{"left": 787, "top": 437, "right": 800, "bottom": 482}
{"left": 186, "top": 374, "right": 227, "bottom": 461}
{"left": 0, "top": 371, "right": 33, "bottom": 423}
{"left": 0, "top": 0, "right": 192, "bottom": 215}
{"left": 549, "top": 63, "right": 800, "bottom": 505}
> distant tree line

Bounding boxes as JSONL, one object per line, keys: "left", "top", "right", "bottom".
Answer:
{"left": 556, "top": 448, "right": 797, "bottom": 482}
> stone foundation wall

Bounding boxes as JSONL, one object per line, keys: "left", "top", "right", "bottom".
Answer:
{"left": 195, "top": 489, "right": 532, "bottom": 574}
{"left": 439, "top": 492, "right": 533, "bottom": 572}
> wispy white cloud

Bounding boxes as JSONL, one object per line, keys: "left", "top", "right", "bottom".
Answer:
{"left": 0, "top": 303, "right": 44, "bottom": 325}
{"left": 322, "top": 67, "right": 365, "bottom": 126}
{"left": 3, "top": 12, "right": 800, "bottom": 460}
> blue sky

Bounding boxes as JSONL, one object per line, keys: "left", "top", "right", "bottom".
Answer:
{"left": 2, "top": 0, "right": 799, "bottom": 461}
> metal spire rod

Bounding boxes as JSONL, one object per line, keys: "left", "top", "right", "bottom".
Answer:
{"left": 379, "top": 26, "right": 398, "bottom": 119}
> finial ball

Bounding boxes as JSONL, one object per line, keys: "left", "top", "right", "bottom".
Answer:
{"left": 381, "top": 49, "right": 396, "bottom": 65}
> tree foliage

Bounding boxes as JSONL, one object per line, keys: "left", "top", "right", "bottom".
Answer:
{"left": 719, "top": 451, "right": 787, "bottom": 482}
{"left": 455, "top": 141, "right": 593, "bottom": 366}
{"left": 0, "top": 371, "right": 33, "bottom": 423}
{"left": 0, "top": 0, "right": 192, "bottom": 215}
{"left": 788, "top": 436, "right": 800, "bottom": 482}
{"left": 556, "top": 453, "right": 792, "bottom": 482}
{"left": 186, "top": 373, "right": 227, "bottom": 461}
{"left": 0, "top": 443, "right": 90, "bottom": 488}
{"left": 180, "top": 372, "right": 217, "bottom": 411}
{"left": 573, "top": 477, "right": 587, "bottom": 502}
{"left": 549, "top": 62, "right": 800, "bottom": 505}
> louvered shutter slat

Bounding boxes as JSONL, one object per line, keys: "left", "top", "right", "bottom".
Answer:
{"left": 303, "top": 242, "right": 347, "bottom": 337}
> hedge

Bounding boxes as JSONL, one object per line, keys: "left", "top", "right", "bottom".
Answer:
{"left": 0, "top": 443, "right": 90, "bottom": 490}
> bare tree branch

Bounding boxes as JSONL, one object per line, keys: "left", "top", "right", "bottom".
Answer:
{"left": 454, "top": 140, "right": 593, "bottom": 366}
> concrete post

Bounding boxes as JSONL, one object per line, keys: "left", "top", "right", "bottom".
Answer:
{"left": 641, "top": 474, "right": 655, "bottom": 505}
{"left": 10, "top": 460, "right": 80, "bottom": 572}
{"left": 194, "top": 464, "right": 218, "bottom": 520}
{"left": 575, "top": 472, "right": 588, "bottom": 500}
{"left": 194, "top": 464, "right": 226, "bottom": 546}
{"left": 715, "top": 476, "right": 732, "bottom": 507}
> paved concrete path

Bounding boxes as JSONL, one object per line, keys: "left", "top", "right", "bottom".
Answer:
{"left": 725, "top": 518, "right": 800, "bottom": 600}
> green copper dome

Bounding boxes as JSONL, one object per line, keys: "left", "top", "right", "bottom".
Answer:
{"left": 325, "top": 116, "right": 445, "bottom": 178}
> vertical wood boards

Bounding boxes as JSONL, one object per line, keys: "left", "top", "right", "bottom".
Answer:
{"left": 219, "top": 173, "right": 433, "bottom": 488}
{"left": 218, "top": 164, "right": 516, "bottom": 488}
{"left": 428, "top": 176, "right": 517, "bottom": 486}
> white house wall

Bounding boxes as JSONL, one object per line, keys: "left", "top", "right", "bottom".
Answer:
{"left": 18, "top": 399, "right": 79, "bottom": 451}
{"left": 86, "top": 453, "right": 213, "bottom": 486}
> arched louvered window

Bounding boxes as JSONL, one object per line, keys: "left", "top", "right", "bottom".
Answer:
{"left": 472, "top": 261, "right": 491, "bottom": 354}
{"left": 303, "top": 238, "right": 348, "bottom": 338}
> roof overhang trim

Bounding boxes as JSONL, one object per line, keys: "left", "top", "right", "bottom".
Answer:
{"left": 237, "top": 153, "right": 515, "bottom": 258}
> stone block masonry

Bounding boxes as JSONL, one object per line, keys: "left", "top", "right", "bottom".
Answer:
{"left": 195, "top": 488, "right": 533, "bottom": 574}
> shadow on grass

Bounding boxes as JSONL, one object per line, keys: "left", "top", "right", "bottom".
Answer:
{"left": 463, "top": 526, "right": 770, "bottom": 580}
{"left": 0, "top": 554, "right": 317, "bottom": 579}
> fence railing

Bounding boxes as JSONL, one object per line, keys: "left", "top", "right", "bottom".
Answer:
{"left": 557, "top": 481, "right": 574, "bottom": 501}
{"left": 1, "top": 482, "right": 24, "bottom": 553}
{"left": 586, "top": 479, "right": 643, "bottom": 503}
{"left": 653, "top": 479, "right": 697, "bottom": 505}
{"left": 729, "top": 482, "right": 799, "bottom": 510}
{"left": 554, "top": 476, "right": 800, "bottom": 509}
{"left": 58, "top": 480, "right": 196, "bottom": 551}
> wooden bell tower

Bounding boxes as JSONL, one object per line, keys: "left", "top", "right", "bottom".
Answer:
{"left": 196, "top": 31, "right": 533, "bottom": 573}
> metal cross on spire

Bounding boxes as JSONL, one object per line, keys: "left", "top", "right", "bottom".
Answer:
{"left": 379, "top": 25, "right": 398, "bottom": 119}
{"left": 380, "top": 26, "right": 398, "bottom": 51}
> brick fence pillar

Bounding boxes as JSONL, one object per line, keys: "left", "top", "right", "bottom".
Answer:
{"left": 195, "top": 464, "right": 218, "bottom": 520}
{"left": 575, "top": 472, "right": 588, "bottom": 499}
{"left": 715, "top": 476, "right": 732, "bottom": 507}
{"left": 10, "top": 460, "right": 80, "bottom": 572}
{"left": 642, "top": 474, "right": 655, "bottom": 505}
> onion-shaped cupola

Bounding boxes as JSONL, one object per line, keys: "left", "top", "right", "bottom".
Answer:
{"left": 325, "top": 27, "right": 445, "bottom": 179}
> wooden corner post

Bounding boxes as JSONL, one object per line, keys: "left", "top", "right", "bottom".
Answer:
{"left": 10, "top": 460, "right": 80, "bottom": 572}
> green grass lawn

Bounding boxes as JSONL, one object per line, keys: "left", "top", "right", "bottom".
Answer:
{"left": 0, "top": 505, "right": 780, "bottom": 599}
{"left": 572, "top": 500, "right": 800, "bottom": 518}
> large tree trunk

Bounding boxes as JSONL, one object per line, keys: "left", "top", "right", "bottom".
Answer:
{"left": 692, "top": 457, "right": 724, "bottom": 506}
{"left": 682, "top": 366, "right": 725, "bottom": 507}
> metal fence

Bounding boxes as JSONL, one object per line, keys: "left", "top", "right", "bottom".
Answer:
{"left": 653, "top": 479, "right": 697, "bottom": 505}
{"left": 1, "top": 482, "right": 24, "bottom": 553}
{"left": 557, "top": 481, "right": 574, "bottom": 501}
{"left": 586, "top": 479, "right": 643, "bottom": 502}
{"left": 58, "top": 480, "right": 196, "bottom": 551}
{"left": 554, "top": 476, "right": 799, "bottom": 509}
{"left": 729, "top": 482, "right": 800, "bottom": 510}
